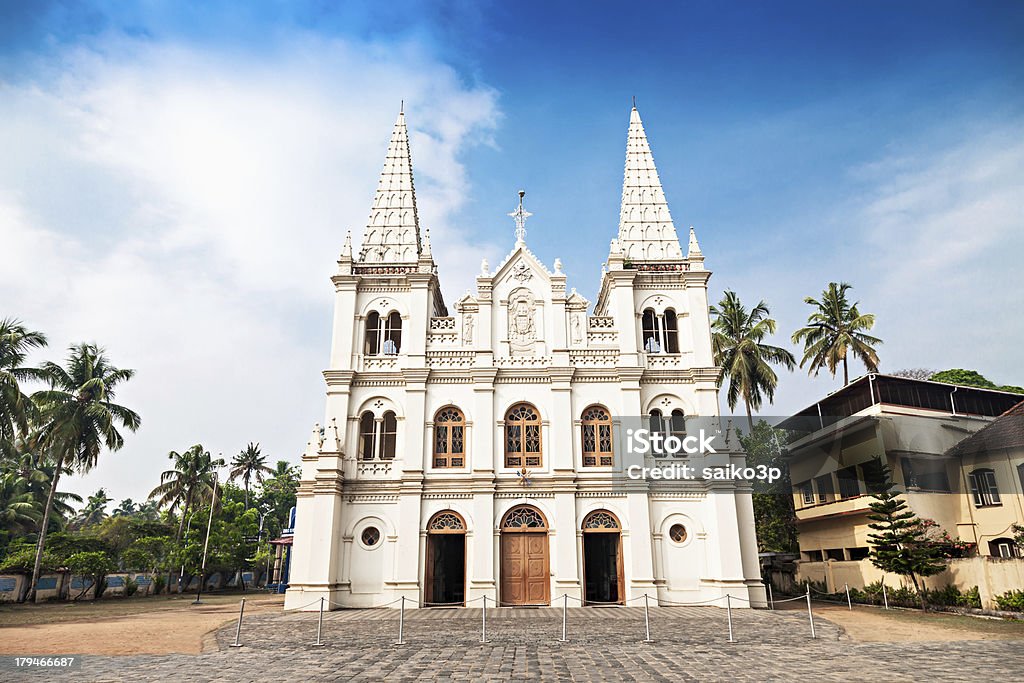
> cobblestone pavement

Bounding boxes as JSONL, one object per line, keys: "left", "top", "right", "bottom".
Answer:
{"left": 9, "top": 605, "right": 1024, "bottom": 681}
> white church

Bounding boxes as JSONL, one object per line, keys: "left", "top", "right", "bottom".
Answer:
{"left": 285, "top": 105, "right": 766, "bottom": 610}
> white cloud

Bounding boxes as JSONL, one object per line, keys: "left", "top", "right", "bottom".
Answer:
{"left": 0, "top": 33, "right": 500, "bottom": 502}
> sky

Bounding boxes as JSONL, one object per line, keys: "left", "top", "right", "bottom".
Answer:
{"left": 1, "top": 1, "right": 1022, "bottom": 504}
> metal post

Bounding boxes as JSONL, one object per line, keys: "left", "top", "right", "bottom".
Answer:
{"left": 845, "top": 583, "right": 852, "bottom": 610}
{"left": 314, "top": 597, "right": 326, "bottom": 646}
{"left": 642, "top": 593, "right": 653, "bottom": 643}
{"left": 726, "top": 594, "right": 736, "bottom": 643}
{"left": 805, "top": 585, "right": 816, "bottom": 639}
{"left": 396, "top": 595, "right": 406, "bottom": 645}
{"left": 561, "top": 594, "right": 567, "bottom": 642}
{"left": 229, "top": 598, "right": 245, "bottom": 648}
{"left": 767, "top": 582, "right": 774, "bottom": 610}
{"left": 480, "top": 595, "right": 488, "bottom": 643}
{"left": 882, "top": 582, "right": 889, "bottom": 610}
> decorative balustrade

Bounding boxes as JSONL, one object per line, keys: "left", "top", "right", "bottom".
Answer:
{"left": 429, "top": 317, "right": 456, "bottom": 331}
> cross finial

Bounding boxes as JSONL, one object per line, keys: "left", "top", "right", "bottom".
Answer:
{"left": 632, "top": 95, "right": 636, "bottom": 109}
{"left": 508, "top": 189, "right": 532, "bottom": 246}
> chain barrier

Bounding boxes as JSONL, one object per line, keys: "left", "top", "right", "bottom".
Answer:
{"left": 265, "top": 589, "right": 824, "bottom": 647}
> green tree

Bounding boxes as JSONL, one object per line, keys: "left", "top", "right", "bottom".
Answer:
{"left": 65, "top": 551, "right": 115, "bottom": 601}
{"left": 738, "top": 421, "right": 798, "bottom": 552}
{"left": 792, "top": 282, "right": 882, "bottom": 385}
{"left": 72, "top": 488, "right": 112, "bottom": 529}
{"left": 256, "top": 460, "right": 299, "bottom": 537}
{"left": 0, "top": 318, "right": 48, "bottom": 458}
{"left": 27, "top": 343, "right": 140, "bottom": 603}
{"left": 929, "top": 368, "right": 1024, "bottom": 394}
{"left": 0, "top": 472, "right": 41, "bottom": 536}
{"left": 149, "top": 444, "right": 224, "bottom": 542}
{"left": 230, "top": 442, "right": 273, "bottom": 509}
{"left": 112, "top": 498, "right": 138, "bottom": 516}
{"left": 710, "top": 291, "right": 796, "bottom": 432}
{"left": 863, "top": 458, "right": 945, "bottom": 609}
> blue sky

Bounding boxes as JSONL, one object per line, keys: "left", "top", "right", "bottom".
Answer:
{"left": 1, "top": 1, "right": 1022, "bottom": 501}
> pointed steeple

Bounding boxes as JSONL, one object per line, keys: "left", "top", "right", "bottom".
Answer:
{"left": 616, "top": 106, "right": 683, "bottom": 261}
{"left": 687, "top": 226, "right": 702, "bottom": 257}
{"left": 358, "top": 109, "right": 422, "bottom": 263}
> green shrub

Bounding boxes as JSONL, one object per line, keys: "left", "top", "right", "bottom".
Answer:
{"left": 153, "top": 574, "right": 166, "bottom": 595}
{"left": 995, "top": 589, "right": 1024, "bottom": 612}
{"left": 124, "top": 576, "right": 139, "bottom": 597}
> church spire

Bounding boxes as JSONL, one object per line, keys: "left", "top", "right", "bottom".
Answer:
{"left": 358, "top": 108, "right": 422, "bottom": 263}
{"left": 616, "top": 106, "right": 683, "bottom": 261}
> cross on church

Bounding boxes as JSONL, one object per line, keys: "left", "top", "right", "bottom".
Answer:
{"left": 508, "top": 190, "right": 532, "bottom": 246}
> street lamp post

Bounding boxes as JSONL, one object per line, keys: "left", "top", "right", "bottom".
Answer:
{"left": 193, "top": 472, "right": 220, "bottom": 605}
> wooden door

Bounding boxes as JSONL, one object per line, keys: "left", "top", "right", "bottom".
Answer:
{"left": 501, "top": 532, "right": 550, "bottom": 605}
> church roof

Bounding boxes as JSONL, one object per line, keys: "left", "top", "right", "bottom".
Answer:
{"left": 617, "top": 106, "right": 684, "bottom": 261}
{"left": 358, "top": 109, "right": 422, "bottom": 263}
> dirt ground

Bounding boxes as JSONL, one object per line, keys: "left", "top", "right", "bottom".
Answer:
{"left": 793, "top": 601, "right": 1024, "bottom": 642}
{"left": 0, "top": 592, "right": 283, "bottom": 655}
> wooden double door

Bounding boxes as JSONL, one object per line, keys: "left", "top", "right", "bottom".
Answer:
{"left": 500, "top": 532, "right": 550, "bottom": 606}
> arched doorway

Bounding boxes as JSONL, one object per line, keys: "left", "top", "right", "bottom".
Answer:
{"left": 582, "top": 510, "right": 624, "bottom": 605}
{"left": 424, "top": 511, "right": 466, "bottom": 606}
{"left": 500, "top": 505, "right": 550, "bottom": 606}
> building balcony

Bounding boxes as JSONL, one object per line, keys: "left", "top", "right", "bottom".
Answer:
{"left": 795, "top": 494, "right": 874, "bottom": 522}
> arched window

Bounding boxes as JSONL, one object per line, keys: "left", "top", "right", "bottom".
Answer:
{"left": 641, "top": 307, "right": 680, "bottom": 354}
{"left": 968, "top": 468, "right": 1001, "bottom": 507}
{"left": 505, "top": 403, "right": 542, "bottom": 468}
{"left": 383, "top": 311, "right": 402, "bottom": 355}
{"left": 648, "top": 409, "right": 665, "bottom": 456}
{"left": 663, "top": 309, "right": 679, "bottom": 353}
{"left": 670, "top": 409, "right": 687, "bottom": 442}
{"left": 365, "top": 310, "right": 402, "bottom": 356}
{"left": 641, "top": 309, "right": 661, "bottom": 353}
{"left": 358, "top": 411, "right": 376, "bottom": 461}
{"left": 433, "top": 407, "right": 466, "bottom": 468}
{"left": 990, "top": 537, "right": 1019, "bottom": 558}
{"left": 364, "top": 312, "right": 381, "bottom": 356}
{"left": 581, "top": 405, "right": 614, "bottom": 467}
{"left": 381, "top": 411, "right": 397, "bottom": 459}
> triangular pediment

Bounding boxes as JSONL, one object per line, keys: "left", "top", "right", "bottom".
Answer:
{"left": 490, "top": 245, "right": 552, "bottom": 287}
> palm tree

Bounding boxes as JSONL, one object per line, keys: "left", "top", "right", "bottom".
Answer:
{"left": 792, "top": 282, "right": 882, "bottom": 385}
{"left": 710, "top": 291, "right": 796, "bottom": 432}
{"left": 113, "top": 498, "right": 138, "bottom": 516}
{"left": 230, "top": 442, "right": 273, "bottom": 508}
{"left": 0, "top": 318, "right": 48, "bottom": 457}
{"left": 136, "top": 499, "right": 160, "bottom": 521}
{"left": 0, "top": 473, "right": 41, "bottom": 533}
{"left": 27, "top": 343, "right": 140, "bottom": 602}
{"left": 73, "top": 488, "right": 112, "bottom": 528}
{"left": 149, "top": 444, "right": 223, "bottom": 541}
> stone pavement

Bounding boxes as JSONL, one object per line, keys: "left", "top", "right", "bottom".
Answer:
{"left": 9, "top": 604, "right": 1024, "bottom": 681}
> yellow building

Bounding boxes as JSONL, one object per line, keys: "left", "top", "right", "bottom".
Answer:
{"left": 781, "top": 374, "right": 1024, "bottom": 606}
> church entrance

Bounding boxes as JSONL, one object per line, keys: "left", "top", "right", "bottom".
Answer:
{"left": 499, "top": 505, "right": 550, "bottom": 606}
{"left": 424, "top": 511, "right": 466, "bottom": 606}
{"left": 582, "top": 510, "right": 624, "bottom": 605}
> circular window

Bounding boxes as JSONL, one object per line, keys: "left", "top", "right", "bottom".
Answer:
{"left": 669, "top": 524, "right": 687, "bottom": 544}
{"left": 361, "top": 526, "right": 381, "bottom": 547}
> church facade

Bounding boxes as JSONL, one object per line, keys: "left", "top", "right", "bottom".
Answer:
{"left": 285, "top": 106, "right": 766, "bottom": 610}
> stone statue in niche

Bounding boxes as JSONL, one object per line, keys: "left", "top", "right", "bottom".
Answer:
{"left": 463, "top": 313, "right": 475, "bottom": 345}
{"left": 571, "top": 314, "right": 583, "bottom": 344}
{"left": 508, "top": 290, "right": 537, "bottom": 356}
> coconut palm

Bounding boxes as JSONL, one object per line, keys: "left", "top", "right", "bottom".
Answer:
{"left": 0, "top": 318, "right": 48, "bottom": 457}
{"left": 710, "top": 291, "right": 796, "bottom": 432}
{"left": 113, "top": 498, "right": 138, "bottom": 516}
{"left": 136, "top": 499, "right": 160, "bottom": 521}
{"left": 792, "top": 282, "right": 882, "bottom": 385}
{"left": 230, "top": 442, "right": 273, "bottom": 508}
{"left": 73, "top": 488, "right": 112, "bottom": 528}
{"left": 27, "top": 343, "right": 140, "bottom": 602}
{"left": 149, "top": 444, "right": 224, "bottom": 541}
{"left": 0, "top": 473, "right": 41, "bottom": 533}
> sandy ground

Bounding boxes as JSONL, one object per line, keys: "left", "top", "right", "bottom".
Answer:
{"left": 795, "top": 602, "right": 1024, "bottom": 642}
{"left": 0, "top": 593, "right": 283, "bottom": 655}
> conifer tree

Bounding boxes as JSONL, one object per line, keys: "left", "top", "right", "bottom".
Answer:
{"left": 863, "top": 458, "right": 945, "bottom": 609}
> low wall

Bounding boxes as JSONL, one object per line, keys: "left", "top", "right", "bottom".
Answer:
{"left": 0, "top": 575, "right": 26, "bottom": 602}
{"left": 795, "top": 557, "right": 1024, "bottom": 609}
{"left": 33, "top": 573, "right": 65, "bottom": 602}
{"left": 68, "top": 575, "right": 97, "bottom": 600}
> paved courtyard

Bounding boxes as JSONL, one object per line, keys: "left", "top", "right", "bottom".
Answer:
{"left": 8, "top": 604, "right": 1024, "bottom": 681}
